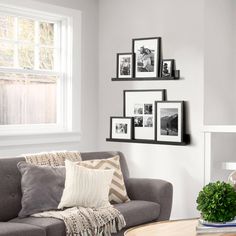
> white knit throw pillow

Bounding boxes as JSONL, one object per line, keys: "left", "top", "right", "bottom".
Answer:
{"left": 58, "top": 160, "right": 114, "bottom": 209}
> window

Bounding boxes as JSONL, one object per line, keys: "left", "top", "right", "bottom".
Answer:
{"left": 0, "top": 2, "right": 81, "bottom": 138}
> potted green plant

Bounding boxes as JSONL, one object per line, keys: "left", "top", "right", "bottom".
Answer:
{"left": 196, "top": 181, "right": 236, "bottom": 222}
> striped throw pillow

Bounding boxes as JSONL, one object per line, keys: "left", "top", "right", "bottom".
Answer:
{"left": 78, "top": 155, "right": 130, "bottom": 204}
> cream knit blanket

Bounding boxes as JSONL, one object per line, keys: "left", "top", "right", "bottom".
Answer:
{"left": 32, "top": 206, "right": 126, "bottom": 236}
{"left": 24, "top": 151, "right": 126, "bottom": 236}
{"left": 23, "top": 151, "right": 82, "bottom": 166}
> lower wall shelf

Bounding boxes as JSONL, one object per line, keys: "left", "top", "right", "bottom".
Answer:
{"left": 106, "top": 134, "right": 190, "bottom": 146}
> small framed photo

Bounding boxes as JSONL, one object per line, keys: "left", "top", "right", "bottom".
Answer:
{"left": 110, "top": 117, "right": 134, "bottom": 140}
{"left": 155, "top": 101, "right": 184, "bottom": 143}
{"left": 132, "top": 37, "right": 161, "bottom": 78}
{"left": 117, "top": 53, "right": 133, "bottom": 78}
{"left": 161, "top": 59, "right": 174, "bottom": 78}
{"left": 124, "top": 89, "right": 165, "bottom": 140}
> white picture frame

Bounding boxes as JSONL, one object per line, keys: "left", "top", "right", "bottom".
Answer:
{"left": 124, "top": 89, "right": 165, "bottom": 140}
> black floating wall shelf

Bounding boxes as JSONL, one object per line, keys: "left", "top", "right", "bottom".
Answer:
{"left": 106, "top": 134, "right": 190, "bottom": 146}
{"left": 112, "top": 71, "right": 180, "bottom": 81}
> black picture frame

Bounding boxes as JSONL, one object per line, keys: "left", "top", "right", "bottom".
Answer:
{"left": 161, "top": 59, "right": 174, "bottom": 78}
{"left": 132, "top": 37, "right": 162, "bottom": 79}
{"left": 155, "top": 101, "right": 184, "bottom": 143}
{"left": 123, "top": 89, "right": 165, "bottom": 140}
{"left": 116, "top": 53, "right": 133, "bottom": 79}
{"left": 110, "top": 116, "right": 134, "bottom": 140}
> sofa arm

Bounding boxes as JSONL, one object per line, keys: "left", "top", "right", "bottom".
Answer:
{"left": 126, "top": 178, "right": 173, "bottom": 221}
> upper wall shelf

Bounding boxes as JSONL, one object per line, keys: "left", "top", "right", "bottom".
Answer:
{"left": 106, "top": 134, "right": 190, "bottom": 146}
{"left": 112, "top": 70, "right": 180, "bottom": 81}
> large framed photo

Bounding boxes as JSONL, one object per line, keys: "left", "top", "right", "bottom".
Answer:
{"left": 117, "top": 53, "right": 133, "bottom": 78}
{"left": 161, "top": 59, "right": 174, "bottom": 78}
{"left": 124, "top": 89, "right": 165, "bottom": 140}
{"left": 110, "top": 117, "right": 134, "bottom": 140}
{"left": 132, "top": 37, "right": 161, "bottom": 78}
{"left": 155, "top": 101, "right": 184, "bottom": 143}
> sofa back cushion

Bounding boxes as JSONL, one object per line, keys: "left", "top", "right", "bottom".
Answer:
{"left": 0, "top": 151, "right": 129, "bottom": 222}
{"left": 0, "top": 157, "right": 24, "bottom": 222}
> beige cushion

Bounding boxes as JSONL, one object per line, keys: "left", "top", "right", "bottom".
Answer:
{"left": 58, "top": 160, "right": 114, "bottom": 209}
{"left": 78, "top": 156, "right": 130, "bottom": 204}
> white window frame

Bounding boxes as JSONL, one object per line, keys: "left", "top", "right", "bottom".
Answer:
{"left": 0, "top": 0, "right": 81, "bottom": 146}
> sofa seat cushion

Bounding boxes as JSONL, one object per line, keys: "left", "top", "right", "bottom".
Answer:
{"left": 0, "top": 222, "right": 46, "bottom": 236}
{"left": 10, "top": 200, "right": 160, "bottom": 235}
{"left": 10, "top": 217, "right": 65, "bottom": 236}
{"left": 113, "top": 200, "right": 160, "bottom": 228}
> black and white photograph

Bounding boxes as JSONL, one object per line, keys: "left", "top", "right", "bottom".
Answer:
{"left": 155, "top": 101, "right": 184, "bottom": 143}
{"left": 124, "top": 89, "right": 165, "bottom": 140}
{"left": 110, "top": 117, "right": 134, "bottom": 140}
{"left": 144, "top": 104, "right": 153, "bottom": 114}
{"left": 144, "top": 116, "right": 153, "bottom": 127}
{"left": 115, "top": 123, "right": 127, "bottom": 134}
{"left": 117, "top": 53, "right": 133, "bottom": 78}
{"left": 160, "top": 108, "right": 178, "bottom": 136}
{"left": 132, "top": 37, "right": 161, "bottom": 78}
{"left": 134, "top": 116, "right": 143, "bottom": 127}
{"left": 161, "top": 59, "right": 174, "bottom": 78}
{"left": 134, "top": 104, "right": 143, "bottom": 114}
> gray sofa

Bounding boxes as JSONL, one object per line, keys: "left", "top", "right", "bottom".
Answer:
{"left": 0, "top": 151, "right": 173, "bottom": 236}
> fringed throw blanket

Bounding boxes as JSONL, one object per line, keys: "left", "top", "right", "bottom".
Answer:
{"left": 32, "top": 206, "right": 126, "bottom": 236}
{"left": 23, "top": 151, "right": 82, "bottom": 166}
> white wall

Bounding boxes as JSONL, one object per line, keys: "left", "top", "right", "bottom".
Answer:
{"left": 204, "top": 0, "right": 236, "bottom": 186}
{"left": 0, "top": 0, "right": 99, "bottom": 157}
{"left": 204, "top": 0, "right": 236, "bottom": 125}
{"left": 98, "top": 0, "right": 204, "bottom": 219}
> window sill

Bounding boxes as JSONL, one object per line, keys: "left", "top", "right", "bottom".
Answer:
{"left": 0, "top": 131, "right": 81, "bottom": 147}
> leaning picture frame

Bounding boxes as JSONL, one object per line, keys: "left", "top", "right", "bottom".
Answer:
{"left": 117, "top": 53, "right": 133, "bottom": 79}
{"left": 155, "top": 101, "right": 184, "bottom": 143}
{"left": 110, "top": 117, "right": 134, "bottom": 140}
{"left": 161, "top": 59, "right": 174, "bottom": 78}
{"left": 132, "top": 37, "right": 161, "bottom": 78}
{"left": 123, "top": 89, "right": 165, "bottom": 140}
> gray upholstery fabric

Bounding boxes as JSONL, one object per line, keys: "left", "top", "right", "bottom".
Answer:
{"left": 17, "top": 162, "right": 65, "bottom": 218}
{"left": 0, "top": 157, "right": 24, "bottom": 221}
{"left": 11, "top": 200, "right": 159, "bottom": 236}
{"left": 0, "top": 222, "right": 46, "bottom": 236}
{"left": 10, "top": 217, "right": 65, "bottom": 236}
{"left": 126, "top": 178, "right": 173, "bottom": 221}
{"left": 114, "top": 200, "right": 160, "bottom": 228}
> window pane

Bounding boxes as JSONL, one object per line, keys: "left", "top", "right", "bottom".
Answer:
{"left": 18, "top": 18, "right": 34, "bottom": 42}
{"left": 18, "top": 44, "right": 34, "bottom": 69}
{"left": 39, "top": 47, "right": 54, "bottom": 70}
{"left": 40, "top": 22, "right": 54, "bottom": 45}
{"left": 0, "top": 42, "right": 14, "bottom": 67}
{"left": 0, "top": 16, "right": 14, "bottom": 39}
{"left": 0, "top": 72, "right": 57, "bottom": 125}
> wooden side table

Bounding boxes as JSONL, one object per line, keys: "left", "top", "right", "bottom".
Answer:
{"left": 124, "top": 219, "right": 235, "bottom": 236}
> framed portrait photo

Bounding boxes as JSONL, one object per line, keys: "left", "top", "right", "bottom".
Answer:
{"left": 155, "top": 101, "right": 184, "bottom": 143}
{"left": 161, "top": 59, "right": 174, "bottom": 78}
{"left": 124, "top": 89, "right": 165, "bottom": 140}
{"left": 132, "top": 37, "right": 161, "bottom": 78}
{"left": 117, "top": 53, "right": 133, "bottom": 78}
{"left": 110, "top": 117, "right": 134, "bottom": 140}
